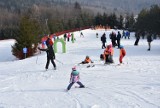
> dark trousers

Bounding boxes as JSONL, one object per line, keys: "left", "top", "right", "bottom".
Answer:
{"left": 105, "top": 55, "right": 113, "bottom": 63}
{"left": 148, "top": 42, "right": 151, "bottom": 50}
{"left": 117, "top": 39, "right": 120, "bottom": 48}
{"left": 105, "top": 55, "right": 109, "bottom": 63}
{"left": 67, "top": 37, "right": 70, "bottom": 42}
{"left": 67, "top": 81, "right": 84, "bottom": 90}
{"left": 45, "top": 57, "right": 56, "bottom": 69}
{"left": 134, "top": 39, "right": 139, "bottom": 45}
{"left": 102, "top": 42, "right": 106, "bottom": 49}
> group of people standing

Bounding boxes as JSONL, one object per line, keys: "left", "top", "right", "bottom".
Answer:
{"left": 100, "top": 31, "right": 122, "bottom": 49}
{"left": 63, "top": 32, "right": 75, "bottom": 42}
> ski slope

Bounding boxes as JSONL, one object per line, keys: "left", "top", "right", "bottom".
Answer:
{"left": 0, "top": 29, "right": 160, "bottom": 108}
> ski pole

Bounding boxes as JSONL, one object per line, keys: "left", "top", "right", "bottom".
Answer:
{"left": 55, "top": 59, "right": 64, "bottom": 65}
{"left": 36, "top": 44, "right": 41, "bottom": 64}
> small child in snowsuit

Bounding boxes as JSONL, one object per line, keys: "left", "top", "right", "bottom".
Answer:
{"left": 80, "top": 56, "right": 94, "bottom": 64}
{"left": 119, "top": 45, "right": 126, "bottom": 64}
{"left": 67, "top": 66, "right": 85, "bottom": 91}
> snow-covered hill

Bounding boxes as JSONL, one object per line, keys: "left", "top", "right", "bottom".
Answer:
{"left": 0, "top": 29, "right": 160, "bottom": 108}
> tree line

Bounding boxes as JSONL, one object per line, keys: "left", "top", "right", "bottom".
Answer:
{"left": 0, "top": 1, "right": 159, "bottom": 59}
{"left": 135, "top": 5, "right": 160, "bottom": 34}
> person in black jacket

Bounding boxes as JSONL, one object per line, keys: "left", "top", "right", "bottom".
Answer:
{"left": 116, "top": 31, "right": 121, "bottom": 48}
{"left": 38, "top": 37, "right": 56, "bottom": 70}
{"left": 101, "top": 33, "right": 106, "bottom": 49}
{"left": 134, "top": 32, "right": 140, "bottom": 46}
{"left": 147, "top": 33, "right": 153, "bottom": 51}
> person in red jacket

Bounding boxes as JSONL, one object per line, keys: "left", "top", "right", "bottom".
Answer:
{"left": 119, "top": 45, "right": 126, "bottom": 64}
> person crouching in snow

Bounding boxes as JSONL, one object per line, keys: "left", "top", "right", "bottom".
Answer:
{"left": 104, "top": 44, "right": 114, "bottom": 64}
{"left": 79, "top": 56, "right": 94, "bottom": 64}
{"left": 67, "top": 66, "right": 85, "bottom": 91}
{"left": 119, "top": 45, "right": 126, "bottom": 64}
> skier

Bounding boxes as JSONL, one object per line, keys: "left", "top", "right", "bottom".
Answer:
{"left": 134, "top": 32, "right": 140, "bottom": 46}
{"left": 38, "top": 37, "right": 56, "bottom": 70}
{"left": 80, "top": 32, "right": 84, "bottom": 37}
{"left": 116, "top": 31, "right": 121, "bottom": 48}
{"left": 96, "top": 33, "right": 98, "bottom": 38}
{"left": 66, "top": 66, "right": 85, "bottom": 91}
{"left": 101, "top": 33, "right": 107, "bottom": 49}
{"left": 110, "top": 32, "right": 117, "bottom": 47}
{"left": 147, "top": 33, "right": 153, "bottom": 51}
{"left": 64, "top": 33, "right": 67, "bottom": 41}
{"left": 79, "top": 56, "right": 94, "bottom": 64}
{"left": 119, "top": 45, "right": 126, "bottom": 64}
{"left": 67, "top": 33, "right": 71, "bottom": 42}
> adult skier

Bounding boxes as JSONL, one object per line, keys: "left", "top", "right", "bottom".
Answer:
{"left": 38, "top": 37, "right": 56, "bottom": 70}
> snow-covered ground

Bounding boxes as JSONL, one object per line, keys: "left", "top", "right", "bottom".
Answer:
{"left": 0, "top": 29, "right": 160, "bottom": 108}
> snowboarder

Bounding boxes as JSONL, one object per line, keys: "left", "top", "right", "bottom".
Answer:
{"left": 119, "top": 45, "right": 126, "bottom": 64}
{"left": 66, "top": 66, "right": 85, "bottom": 91}
{"left": 38, "top": 37, "right": 56, "bottom": 70}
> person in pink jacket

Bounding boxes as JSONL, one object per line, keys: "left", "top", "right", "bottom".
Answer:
{"left": 67, "top": 33, "right": 71, "bottom": 42}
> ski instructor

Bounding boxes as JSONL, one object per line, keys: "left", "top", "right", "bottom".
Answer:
{"left": 38, "top": 36, "right": 56, "bottom": 70}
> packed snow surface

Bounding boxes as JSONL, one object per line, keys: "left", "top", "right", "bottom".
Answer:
{"left": 0, "top": 29, "right": 160, "bottom": 108}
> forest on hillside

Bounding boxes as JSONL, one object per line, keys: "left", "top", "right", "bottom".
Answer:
{"left": 0, "top": 0, "right": 159, "bottom": 39}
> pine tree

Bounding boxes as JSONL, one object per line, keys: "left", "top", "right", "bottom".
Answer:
{"left": 12, "top": 15, "right": 42, "bottom": 59}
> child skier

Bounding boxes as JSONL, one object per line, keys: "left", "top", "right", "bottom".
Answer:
{"left": 66, "top": 66, "right": 85, "bottom": 91}
{"left": 119, "top": 45, "right": 126, "bottom": 64}
{"left": 79, "top": 56, "right": 94, "bottom": 64}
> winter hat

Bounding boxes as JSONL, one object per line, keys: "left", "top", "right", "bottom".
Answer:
{"left": 86, "top": 55, "right": 89, "bottom": 58}
{"left": 107, "top": 44, "right": 112, "bottom": 48}
{"left": 72, "top": 66, "right": 76, "bottom": 71}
